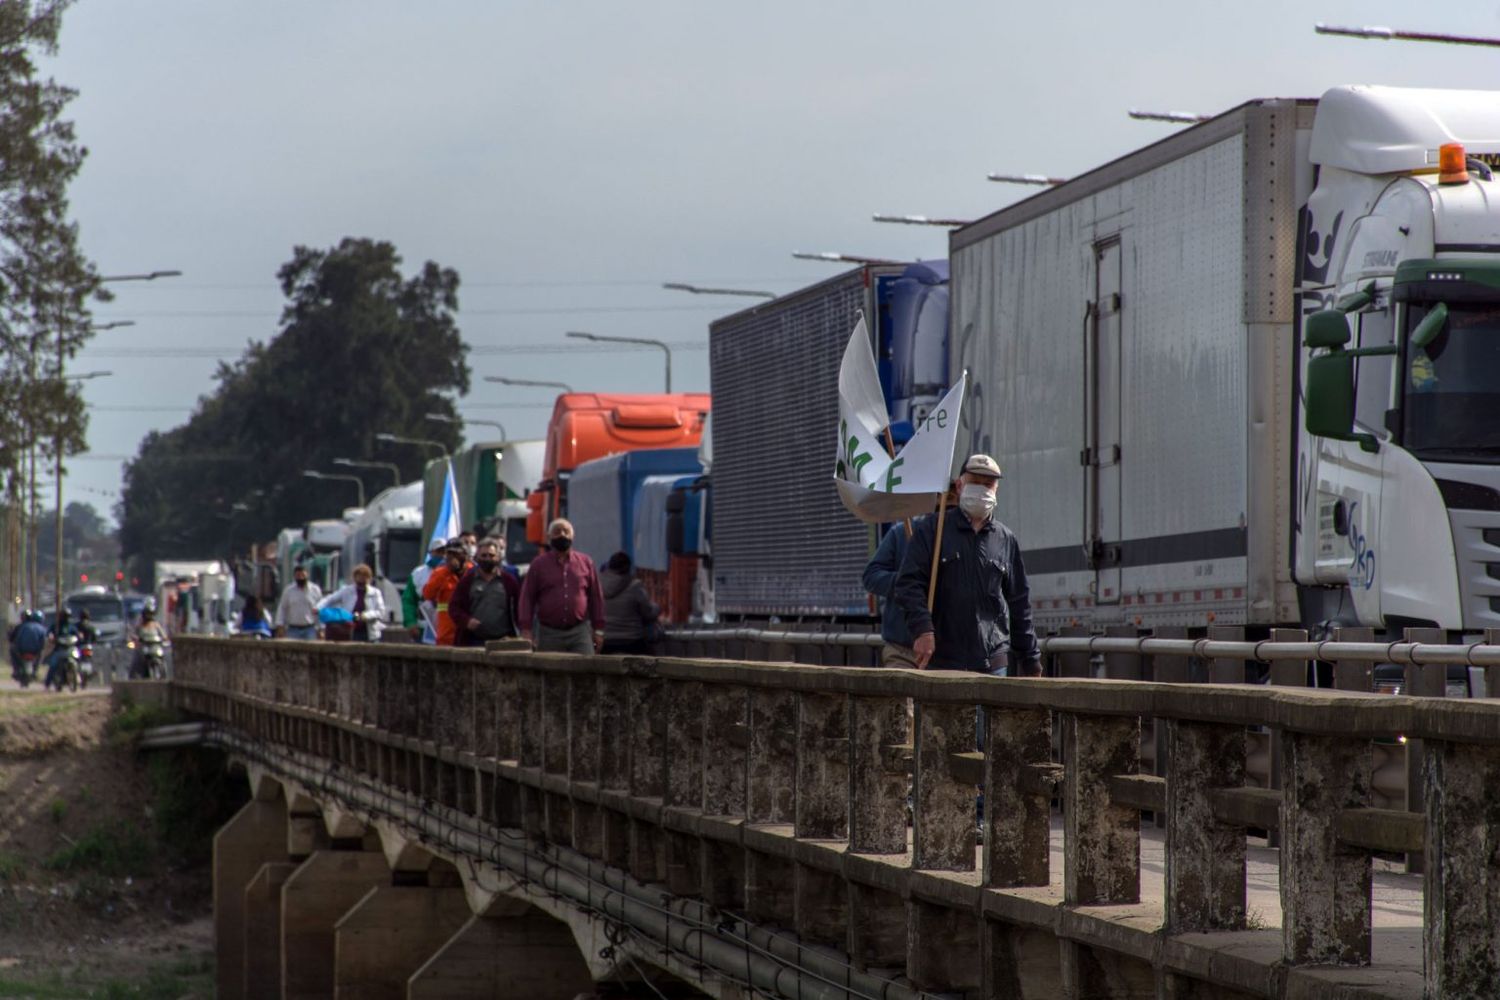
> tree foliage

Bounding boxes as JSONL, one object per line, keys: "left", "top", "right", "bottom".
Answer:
{"left": 118, "top": 238, "right": 471, "bottom": 569}
{"left": 0, "top": 0, "right": 104, "bottom": 606}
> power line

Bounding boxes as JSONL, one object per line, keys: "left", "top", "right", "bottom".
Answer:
{"left": 98, "top": 304, "right": 736, "bottom": 319}
{"left": 81, "top": 342, "right": 709, "bottom": 360}
{"left": 106, "top": 276, "right": 810, "bottom": 291}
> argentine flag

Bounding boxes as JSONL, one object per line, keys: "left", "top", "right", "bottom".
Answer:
{"left": 428, "top": 462, "right": 463, "bottom": 550}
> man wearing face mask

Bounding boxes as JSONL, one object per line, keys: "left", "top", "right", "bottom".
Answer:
{"left": 449, "top": 537, "right": 520, "bottom": 647}
{"left": 518, "top": 518, "right": 606, "bottom": 654}
{"left": 421, "top": 538, "right": 473, "bottom": 647}
{"left": 895, "top": 454, "right": 1041, "bottom": 676}
{"left": 274, "top": 564, "right": 324, "bottom": 640}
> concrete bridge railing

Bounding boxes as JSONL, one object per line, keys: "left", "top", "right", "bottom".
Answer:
{"left": 169, "top": 636, "right": 1500, "bottom": 999}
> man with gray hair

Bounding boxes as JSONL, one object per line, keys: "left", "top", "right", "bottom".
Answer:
{"left": 518, "top": 518, "right": 605, "bottom": 654}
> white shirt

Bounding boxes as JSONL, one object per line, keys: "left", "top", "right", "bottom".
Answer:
{"left": 274, "top": 581, "right": 323, "bottom": 627}
{"left": 316, "top": 583, "right": 386, "bottom": 641}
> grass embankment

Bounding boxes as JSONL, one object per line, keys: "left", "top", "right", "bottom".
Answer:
{"left": 0, "top": 691, "right": 246, "bottom": 998}
{"left": 0, "top": 955, "right": 213, "bottom": 999}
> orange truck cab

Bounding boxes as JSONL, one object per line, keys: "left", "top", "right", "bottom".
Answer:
{"left": 526, "top": 392, "right": 711, "bottom": 544}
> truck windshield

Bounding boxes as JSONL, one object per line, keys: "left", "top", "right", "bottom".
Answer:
{"left": 1404, "top": 303, "right": 1500, "bottom": 460}
{"left": 66, "top": 597, "right": 124, "bottom": 622}
{"left": 382, "top": 532, "right": 422, "bottom": 585}
{"left": 505, "top": 519, "right": 539, "bottom": 566}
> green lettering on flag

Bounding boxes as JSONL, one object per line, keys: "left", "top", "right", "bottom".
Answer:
{"left": 884, "top": 457, "right": 904, "bottom": 491}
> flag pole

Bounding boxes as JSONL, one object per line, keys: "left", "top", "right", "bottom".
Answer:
{"left": 882, "top": 426, "right": 913, "bottom": 538}
{"left": 926, "top": 487, "right": 948, "bottom": 611}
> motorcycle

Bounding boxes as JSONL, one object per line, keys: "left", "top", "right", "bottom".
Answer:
{"left": 49, "top": 634, "right": 80, "bottom": 692}
{"left": 137, "top": 634, "right": 167, "bottom": 680}
{"left": 13, "top": 651, "right": 37, "bottom": 688}
{"left": 77, "top": 640, "right": 95, "bottom": 690}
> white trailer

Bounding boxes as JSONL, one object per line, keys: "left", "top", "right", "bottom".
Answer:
{"left": 952, "top": 86, "right": 1500, "bottom": 635}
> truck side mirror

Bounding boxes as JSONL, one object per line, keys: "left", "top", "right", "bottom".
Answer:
{"left": 1410, "top": 302, "right": 1448, "bottom": 350}
{"left": 1304, "top": 310, "right": 1351, "bottom": 349}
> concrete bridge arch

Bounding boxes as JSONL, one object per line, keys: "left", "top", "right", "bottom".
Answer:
{"left": 214, "top": 767, "right": 645, "bottom": 999}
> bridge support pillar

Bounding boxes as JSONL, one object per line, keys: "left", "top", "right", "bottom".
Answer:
{"left": 281, "top": 850, "right": 390, "bottom": 1000}
{"left": 213, "top": 796, "right": 289, "bottom": 1000}
{"left": 407, "top": 911, "right": 598, "bottom": 1000}
{"left": 333, "top": 884, "right": 470, "bottom": 1000}
{"left": 243, "top": 861, "right": 297, "bottom": 997}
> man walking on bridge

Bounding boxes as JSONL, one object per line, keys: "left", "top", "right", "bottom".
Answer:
{"left": 895, "top": 454, "right": 1041, "bottom": 676}
{"left": 519, "top": 518, "right": 605, "bottom": 654}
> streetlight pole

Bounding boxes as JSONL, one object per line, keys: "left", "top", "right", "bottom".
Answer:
{"left": 50, "top": 269, "right": 178, "bottom": 611}
{"left": 333, "top": 457, "right": 402, "bottom": 490}
{"left": 565, "top": 332, "right": 672, "bottom": 392}
{"left": 373, "top": 432, "right": 450, "bottom": 461}
{"left": 52, "top": 370, "right": 111, "bottom": 609}
{"left": 302, "top": 470, "right": 366, "bottom": 508}
{"left": 483, "top": 375, "right": 575, "bottom": 393}
{"left": 426, "top": 412, "right": 507, "bottom": 441}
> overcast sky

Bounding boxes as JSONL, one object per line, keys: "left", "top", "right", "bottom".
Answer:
{"left": 42, "top": 0, "right": 1500, "bottom": 524}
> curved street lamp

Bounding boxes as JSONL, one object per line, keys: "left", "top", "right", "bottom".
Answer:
{"left": 302, "top": 470, "right": 366, "bottom": 508}
{"left": 484, "top": 375, "right": 575, "bottom": 393}
{"left": 662, "top": 282, "right": 774, "bottom": 299}
{"left": 427, "top": 412, "right": 508, "bottom": 441}
{"left": 333, "top": 457, "right": 401, "bottom": 489}
{"left": 374, "top": 432, "right": 450, "bottom": 461}
{"left": 565, "top": 331, "right": 671, "bottom": 392}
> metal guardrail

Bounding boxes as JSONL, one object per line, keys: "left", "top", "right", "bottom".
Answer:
{"left": 667, "top": 626, "right": 1500, "bottom": 666}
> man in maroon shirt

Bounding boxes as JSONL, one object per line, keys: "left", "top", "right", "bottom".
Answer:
{"left": 518, "top": 518, "right": 606, "bottom": 654}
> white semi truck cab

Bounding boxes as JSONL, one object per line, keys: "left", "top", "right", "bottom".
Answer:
{"left": 1299, "top": 86, "right": 1500, "bottom": 632}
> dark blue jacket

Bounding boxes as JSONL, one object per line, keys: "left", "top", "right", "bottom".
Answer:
{"left": 11, "top": 621, "right": 46, "bottom": 654}
{"left": 895, "top": 511, "right": 1039, "bottom": 673}
{"left": 862, "top": 526, "right": 913, "bottom": 647}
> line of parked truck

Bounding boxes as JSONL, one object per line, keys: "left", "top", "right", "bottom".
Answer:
{"left": 188, "top": 84, "right": 1500, "bottom": 655}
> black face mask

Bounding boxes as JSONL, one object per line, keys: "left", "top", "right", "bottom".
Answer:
{"left": 294, "top": 577, "right": 307, "bottom": 588}
{"left": 550, "top": 536, "right": 572, "bottom": 553}
{"left": 475, "top": 558, "right": 498, "bottom": 573}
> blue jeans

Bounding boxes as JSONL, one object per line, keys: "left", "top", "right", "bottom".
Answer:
{"left": 284, "top": 625, "right": 318, "bottom": 641}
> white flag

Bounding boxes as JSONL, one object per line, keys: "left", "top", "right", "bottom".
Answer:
{"left": 833, "top": 316, "right": 966, "bottom": 524}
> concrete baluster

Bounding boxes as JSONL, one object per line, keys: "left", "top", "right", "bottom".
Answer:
{"left": 1423, "top": 736, "right": 1500, "bottom": 996}
{"left": 1056, "top": 624, "right": 1091, "bottom": 678}
{"left": 1329, "top": 626, "right": 1374, "bottom": 691}
{"left": 597, "top": 674, "right": 632, "bottom": 871}
{"left": 1207, "top": 625, "right": 1245, "bottom": 683}
{"left": 982, "top": 707, "right": 1052, "bottom": 888}
{"left": 664, "top": 679, "right": 704, "bottom": 896}
{"left": 849, "top": 694, "right": 909, "bottom": 856}
{"left": 744, "top": 688, "right": 797, "bottom": 922}
{"left": 701, "top": 685, "right": 748, "bottom": 909}
{"left": 794, "top": 691, "right": 850, "bottom": 945}
{"left": 1279, "top": 730, "right": 1372, "bottom": 965}
{"left": 1164, "top": 719, "right": 1246, "bottom": 930}
{"left": 1062, "top": 713, "right": 1140, "bottom": 905}
{"left": 568, "top": 674, "right": 603, "bottom": 859}
{"left": 627, "top": 674, "right": 666, "bottom": 884}
{"left": 1403, "top": 625, "right": 1446, "bottom": 874}
{"left": 912, "top": 700, "right": 975, "bottom": 872}
{"left": 540, "top": 671, "right": 572, "bottom": 846}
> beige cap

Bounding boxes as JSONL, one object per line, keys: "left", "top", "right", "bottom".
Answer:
{"left": 961, "top": 453, "right": 1003, "bottom": 479}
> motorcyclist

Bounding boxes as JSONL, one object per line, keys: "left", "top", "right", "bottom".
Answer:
{"left": 9, "top": 610, "right": 47, "bottom": 685}
{"left": 44, "top": 609, "right": 80, "bottom": 690}
{"left": 131, "top": 608, "right": 168, "bottom": 679}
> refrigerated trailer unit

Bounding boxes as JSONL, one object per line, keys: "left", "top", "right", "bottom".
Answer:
{"left": 709, "top": 262, "right": 948, "bottom": 619}
{"left": 952, "top": 86, "right": 1500, "bottom": 635}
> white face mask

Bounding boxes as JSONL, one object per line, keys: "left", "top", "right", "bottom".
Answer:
{"left": 958, "top": 483, "right": 996, "bottom": 520}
